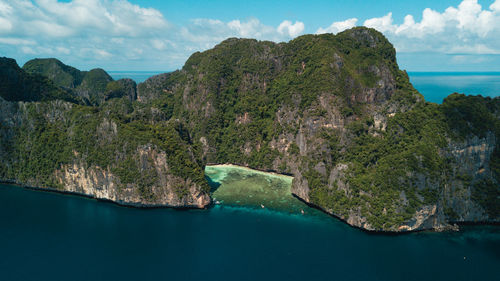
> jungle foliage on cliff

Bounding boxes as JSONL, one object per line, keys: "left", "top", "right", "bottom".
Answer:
{"left": 0, "top": 27, "right": 498, "bottom": 230}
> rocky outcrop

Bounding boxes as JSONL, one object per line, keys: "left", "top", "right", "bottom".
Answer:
{"left": 0, "top": 96, "right": 210, "bottom": 209}
{"left": 1, "top": 27, "right": 498, "bottom": 232}
{"left": 134, "top": 27, "right": 499, "bottom": 232}
{"left": 442, "top": 132, "right": 498, "bottom": 222}
{"left": 54, "top": 160, "right": 209, "bottom": 208}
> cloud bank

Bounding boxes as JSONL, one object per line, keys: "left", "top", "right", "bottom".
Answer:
{"left": 0, "top": 0, "right": 498, "bottom": 70}
{"left": 318, "top": 0, "right": 500, "bottom": 56}
{"left": 0, "top": 0, "right": 304, "bottom": 70}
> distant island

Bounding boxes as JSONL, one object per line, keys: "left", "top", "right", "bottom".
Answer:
{"left": 0, "top": 27, "right": 498, "bottom": 232}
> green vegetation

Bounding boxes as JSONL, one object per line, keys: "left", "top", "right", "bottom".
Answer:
{"left": 2, "top": 94, "right": 208, "bottom": 198}
{"left": 441, "top": 93, "right": 500, "bottom": 139}
{"left": 472, "top": 180, "right": 500, "bottom": 218}
{"left": 0, "top": 57, "right": 76, "bottom": 103}
{"left": 23, "top": 58, "right": 85, "bottom": 88}
{"left": 308, "top": 94, "right": 499, "bottom": 229}
{"left": 22, "top": 58, "right": 115, "bottom": 105}
{"left": 0, "top": 27, "right": 498, "bottom": 228}
{"left": 79, "top": 68, "right": 113, "bottom": 105}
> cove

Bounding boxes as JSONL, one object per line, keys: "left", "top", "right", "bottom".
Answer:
{"left": 205, "top": 164, "right": 314, "bottom": 214}
{"left": 1, "top": 166, "right": 499, "bottom": 281}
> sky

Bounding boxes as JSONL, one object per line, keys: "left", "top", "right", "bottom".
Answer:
{"left": 0, "top": 0, "right": 499, "bottom": 71}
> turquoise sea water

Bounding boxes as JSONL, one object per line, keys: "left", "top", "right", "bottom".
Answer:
{"left": 408, "top": 72, "right": 500, "bottom": 104}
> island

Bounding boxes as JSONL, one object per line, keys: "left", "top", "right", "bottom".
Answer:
{"left": 0, "top": 27, "right": 498, "bottom": 232}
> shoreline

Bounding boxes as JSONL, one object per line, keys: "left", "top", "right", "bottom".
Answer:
{"left": 206, "top": 164, "right": 452, "bottom": 234}
{"left": 0, "top": 180, "right": 207, "bottom": 210}
{"left": 291, "top": 193, "right": 429, "bottom": 235}
{"left": 205, "top": 163, "right": 294, "bottom": 179}
{"left": 290, "top": 193, "right": 500, "bottom": 234}
{"left": 2, "top": 173, "right": 499, "bottom": 235}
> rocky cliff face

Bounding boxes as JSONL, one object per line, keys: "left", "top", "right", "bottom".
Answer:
{"left": 54, "top": 156, "right": 209, "bottom": 208}
{"left": 0, "top": 90, "right": 210, "bottom": 208}
{"left": 441, "top": 132, "right": 498, "bottom": 221}
{"left": 137, "top": 27, "right": 499, "bottom": 232}
{"left": 1, "top": 27, "right": 498, "bottom": 232}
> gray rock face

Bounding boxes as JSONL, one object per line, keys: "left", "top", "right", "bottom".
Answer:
{"left": 53, "top": 152, "right": 210, "bottom": 208}
{"left": 134, "top": 28, "right": 498, "bottom": 232}
{"left": 1, "top": 27, "right": 498, "bottom": 232}
{"left": 0, "top": 97, "right": 210, "bottom": 209}
{"left": 442, "top": 132, "right": 498, "bottom": 222}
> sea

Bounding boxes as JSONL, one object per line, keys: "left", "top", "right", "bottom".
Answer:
{"left": 1, "top": 73, "right": 499, "bottom": 281}
{"left": 408, "top": 72, "right": 500, "bottom": 103}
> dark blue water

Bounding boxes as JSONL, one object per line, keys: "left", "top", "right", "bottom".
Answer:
{"left": 409, "top": 72, "right": 500, "bottom": 104}
{"left": 0, "top": 184, "right": 499, "bottom": 281}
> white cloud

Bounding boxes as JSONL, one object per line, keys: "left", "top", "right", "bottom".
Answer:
{"left": 111, "top": 37, "right": 124, "bottom": 44}
{"left": 30, "top": 0, "right": 169, "bottom": 36}
{"left": 316, "top": 18, "right": 358, "bottom": 34}
{"left": 56, "top": 46, "right": 70, "bottom": 55}
{"left": 21, "top": 46, "right": 35, "bottom": 54}
{"left": 151, "top": 39, "right": 167, "bottom": 51}
{"left": 227, "top": 18, "right": 278, "bottom": 38}
{"left": 0, "top": 17, "right": 12, "bottom": 32}
{"left": 0, "top": 0, "right": 170, "bottom": 41}
{"left": 181, "top": 17, "right": 301, "bottom": 45}
{"left": 178, "top": 17, "right": 304, "bottom": 55}
{"left": 356, "top": 0, "right": 500, "bottom": 54}
{"left": 277, "top": 20, "right": 305, "bottom": 37}
{"left": 0, "top": 0, "right": 174, "bottom": 69}
{"left": 447, "top": 44, "right": 500, "bottom": 55}
{"left": 0, "top": 1, "right": 306, "bottom": 70}
{"left": 364, "top": 12, "right": 396, "bottom": 33}
{"left": 0, "top": 1, "right": 13, "bottom": 14}
{"left": 1, "top": 0, "right": 498, "bottom": 71}
{"left": 94, "top": 49, "right": 112, "bottom": 58}
{"left": 0, "top": 37, "right": 35, "bottom": 45}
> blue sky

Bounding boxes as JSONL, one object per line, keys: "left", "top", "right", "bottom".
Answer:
{"left": 1, "top": 0, "right": 499, "bottom": 71}
{"left": 134, "top": 0, "right": 460, "bottom": 31}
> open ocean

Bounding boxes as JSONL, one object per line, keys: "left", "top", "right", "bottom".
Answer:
{"left": 408, "top": 72, "right": 500, "bottom": 103}
{"left": 1, "top": 73, "right": 498, "bottom": 281}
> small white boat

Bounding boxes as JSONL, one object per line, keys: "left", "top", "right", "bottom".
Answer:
{"left": 261, "top": 204, "right": 265, "bottom": 209}
{"left": 301, "top": 209, "right": 305, "bottom": 215}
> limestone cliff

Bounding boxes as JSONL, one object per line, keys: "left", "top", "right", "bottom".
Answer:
{"left": 137, "top": 27, "right": 499, "bottom": 232}
{"left": 1, "top": 27, "right": 498, "bottom": 232}
{"left": 54, "top": 156, "right": 209, "bottom": 208}
{"left": 0, "top": 95, "right": 210, "bottom": 208}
